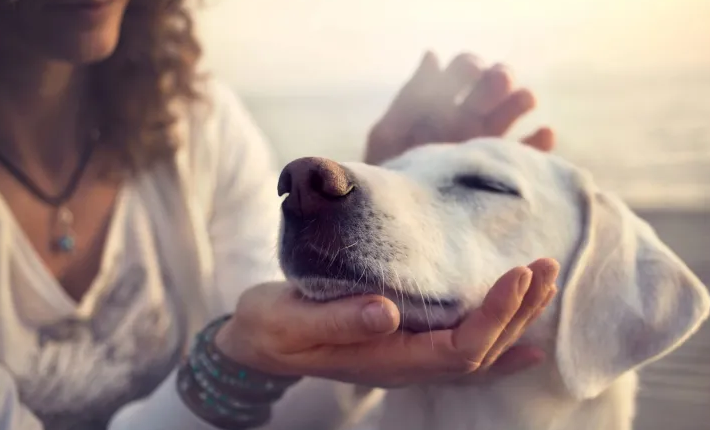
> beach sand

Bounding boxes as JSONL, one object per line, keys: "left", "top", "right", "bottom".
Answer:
{"left": 633, "top": 208, "right": 710, "bottom": 430}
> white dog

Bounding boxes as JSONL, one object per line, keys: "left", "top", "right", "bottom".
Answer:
{"left": 277, "top": 138, "right": 710, "bottom": 430}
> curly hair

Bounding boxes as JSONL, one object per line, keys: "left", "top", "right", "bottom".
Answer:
{"left": 93, "top": 0, "right": 203, "bottom": 175}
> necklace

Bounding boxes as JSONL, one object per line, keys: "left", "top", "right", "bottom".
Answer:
{"left": 0, "top": 128, "right": 100, "bottom": 253}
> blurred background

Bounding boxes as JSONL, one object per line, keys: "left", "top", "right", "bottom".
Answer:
{"left": 194, "top": 0, "right": 709, "bottom": 428}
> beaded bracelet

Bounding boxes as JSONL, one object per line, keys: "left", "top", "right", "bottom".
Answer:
{"left": 177, "top": 315, "right": 302, "bottom": 429}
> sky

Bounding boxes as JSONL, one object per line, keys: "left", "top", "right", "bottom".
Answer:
{"left": 194, "top": 0, "right": 710, "bottom": 94}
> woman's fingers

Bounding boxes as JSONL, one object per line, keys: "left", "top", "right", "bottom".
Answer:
{"left": 409, "top": 50, "right": 441, "bottom": 86}
{"left": 224, "top": 258, "right": 559, "bottom": 387}
{"left": 485, "top": 345, "right": 547, "bottom": 376}
{"left": 390, "top": 51, "right": 440, "bottom": 112}
{"left": 439, "top": 53, "right": 485, "bottom": 104}
{"left": 299, "top": 266, "right": 537, "bottom": 385}
{"left": 365, "top": 51, "right": 555, "bottom": 166}
{"left": 479, "top": 258, "right": 559, "bottom": 369}
{"left": 293, "top": 295, "right": 401, "bottom": 345}
{"left": 460, "top": 65, "right": 513, "bottom": 117}
{"left": 454, "top": 65, "right": 516, "bottom": 140}
{"left": 521, "top": 127, "right": 555, "bottom": 151}
{"left": 483, "top": 89, "right": 537, "bottom": 137}
{"left": 237, "top": 283, "right": 401, "bottom": 353}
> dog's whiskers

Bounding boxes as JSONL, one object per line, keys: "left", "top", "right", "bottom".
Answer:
{"left": 355, "top": 264, "right": 367, "bottom": 288}
{"left": 377, "top": 262, "right": 386, "bottom": 298}
{"left": 411, "top": 275, "right": 435, "bottom": 348}
{"left": 392, "top": 268, "right": 407, "bottom": 334}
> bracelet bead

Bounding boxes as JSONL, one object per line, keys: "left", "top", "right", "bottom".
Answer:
{"left": 177, "top": 315, "right": 302, "bottom": 429}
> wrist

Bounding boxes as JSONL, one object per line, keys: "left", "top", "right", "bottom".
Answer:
{"left": 208, "top": 317, "right": 302, "bottom": 391}
{"left": 215, "top": 314, "right": 307, "bottom": 380}
{"left": 213, "top": 316, "right": 254, "bottom": 367}
{"left": 177, "top": 315, "right": 302, "bottom": 429}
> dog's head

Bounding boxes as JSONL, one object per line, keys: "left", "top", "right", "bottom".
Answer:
{"left": 277, "top": 138, "right": 709, "bottom": 399}
{"left": 278, "top": 139, "right": 582, "bottom": 328}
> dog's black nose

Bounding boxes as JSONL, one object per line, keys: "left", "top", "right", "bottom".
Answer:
{"left": 278, "top": 157, "right": 355, "bottom": 217}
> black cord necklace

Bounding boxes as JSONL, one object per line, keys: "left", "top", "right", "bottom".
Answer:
{"left": 0, "top": 128, "right": 100, "bottom": 253}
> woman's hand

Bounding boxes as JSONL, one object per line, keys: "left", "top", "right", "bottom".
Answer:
{"left": 365, "top": 52, "right": 555, "bottom": 165}
{"left": 215, "top": 258, "right": 559, "bottom": 388}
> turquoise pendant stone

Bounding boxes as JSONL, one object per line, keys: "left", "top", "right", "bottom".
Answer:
{"left": 57, "top": 235, "right": 75, "bottom": 252}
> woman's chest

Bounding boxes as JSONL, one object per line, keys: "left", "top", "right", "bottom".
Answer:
{"left": 0, "top": 169, "right": 122, "bottom": 303}
{"left": 0, "top": 184, "right": 193, "bottom": 429}
{"left": 3, "top": 253, "right": 186, "bottom": 429}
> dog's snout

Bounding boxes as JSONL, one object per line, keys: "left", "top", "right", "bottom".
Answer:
{"left": 278, "top": 157, "right": 355, "bottom": 216}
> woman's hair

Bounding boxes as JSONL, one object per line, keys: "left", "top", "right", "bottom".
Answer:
{"left": 93, "top": 0, "right": 203, "bottom": 175}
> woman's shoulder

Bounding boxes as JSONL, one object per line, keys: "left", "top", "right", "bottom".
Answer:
{"left": 178, "top": 78, "right": 273, "bottom": 161}
{"left": 172, "top": 77, "right": 278, "bottom": 193}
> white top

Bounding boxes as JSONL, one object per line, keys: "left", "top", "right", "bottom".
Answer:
{"left": 0, "top": 81, "right": 348, "bottom": 430}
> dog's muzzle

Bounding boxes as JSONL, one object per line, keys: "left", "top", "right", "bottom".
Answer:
{"left": 278, "top": 157, "right": 370, "bottom": 281}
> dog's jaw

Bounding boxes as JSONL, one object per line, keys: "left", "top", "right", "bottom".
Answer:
{"left": 279, "top": 234, "right": 468, "bottom": 331}
{"left": 290, "top": 276, "right": 467, "bottom": 332}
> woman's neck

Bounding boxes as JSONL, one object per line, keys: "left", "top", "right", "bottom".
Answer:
{"left": 0, "top": 47, "right": 90, "bottom": 173}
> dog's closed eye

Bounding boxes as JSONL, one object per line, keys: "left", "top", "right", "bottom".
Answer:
{"left": 453, "top": 174, "right": 521, "bottom": 197}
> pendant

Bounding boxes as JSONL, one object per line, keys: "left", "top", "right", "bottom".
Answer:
{"left": 53, "top": 207, "right": 76, "bottom": 253}
{"left": 57, "top": 234, "right": 76, "bottom": 253}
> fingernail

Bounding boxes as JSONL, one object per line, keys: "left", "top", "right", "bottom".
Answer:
{"left": 362, "top": 303, "right": 396, "bottom": 333}
{"left": 542, "top": 260, "right": 560, "bottom": 284}
{"left": 518, "top": 268, "right": 533, "bottom": 296}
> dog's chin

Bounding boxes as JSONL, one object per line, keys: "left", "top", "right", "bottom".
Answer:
{"left": 292, "top": 277, "right": 465, "bottom": 333}
{"left": 279, "top": 231, "right": 465, "bottom": 332}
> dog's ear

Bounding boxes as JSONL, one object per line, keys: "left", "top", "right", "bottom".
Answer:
{"left": 555, "top": 183, "right": 710, "bottom": 400}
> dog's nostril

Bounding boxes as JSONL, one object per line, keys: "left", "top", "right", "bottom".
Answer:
{"left": 309, "top": 168, "right": 354, "bottom": 199}
{"left": 309, "top": 170, "right": 325, "bottom": 196}
{"left": 277, "top": 170, "right": 293, "bottom": 197}
{"left": 279, "top": 156, "right": 356, "bottom": 216}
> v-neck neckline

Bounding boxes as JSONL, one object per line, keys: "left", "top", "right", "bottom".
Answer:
{"left": 0, "top": 185, "right": 130, "bottom": 319}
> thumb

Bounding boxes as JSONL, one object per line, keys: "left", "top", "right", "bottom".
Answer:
{"left": 294, "top": 295, "right": 401, "bottom": 345}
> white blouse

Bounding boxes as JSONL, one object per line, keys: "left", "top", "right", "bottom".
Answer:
{"left": 0, "top": 80, "right": 349, "bottom": 430}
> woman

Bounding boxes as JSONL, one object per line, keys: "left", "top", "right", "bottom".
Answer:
{"left": 0, "top": 1, "right": 559, "bottom": 429}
